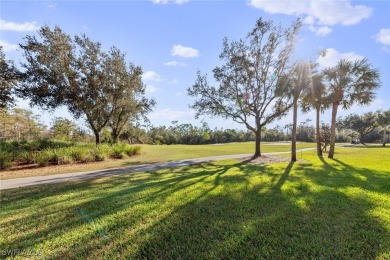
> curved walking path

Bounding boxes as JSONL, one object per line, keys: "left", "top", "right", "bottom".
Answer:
{"left": 0, "top": 148, "right": 315, "bottom": 190}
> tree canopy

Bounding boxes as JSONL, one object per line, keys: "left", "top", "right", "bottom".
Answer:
{"left": 19, "top": 26, "right": 154, "bottom": 144}
{"left": 0, "top": 47, "right": 21, "bottom": 108}
{"left": 323, "top": 58, "right": 380, "bottom": 158}
{"left": 188, "top": 18, "right": 301, "bottom": 156}
{"left": 338, "top": 112, "right": 378, "bottom": 144}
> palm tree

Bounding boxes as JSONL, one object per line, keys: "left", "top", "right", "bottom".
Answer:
{"left": 323, "top": 59, "right": 380, "bottom": 158}
{"left": 301, "top": 72, "right": 329, "bottom": 156}
{"left": 289, "top": 62, "right": 311, "bottom": 162}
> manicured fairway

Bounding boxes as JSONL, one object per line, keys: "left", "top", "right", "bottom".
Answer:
{"left": 134, "top": 141, "right": 315, "bottom": 163}
{"left": 0, "top": 146, "right": 389, "bottom": 259}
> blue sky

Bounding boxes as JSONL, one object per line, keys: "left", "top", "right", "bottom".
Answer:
{"left": 1, "top": 0, "right": 389, "bottom": 130}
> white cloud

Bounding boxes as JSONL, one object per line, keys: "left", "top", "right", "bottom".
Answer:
{"left": 310, "top": 25, "right": 331, "bottom": 36}
{"left": 42, "top": 1, "right": 57, "bottom": 9}
{"left": 316, "top": 26, "right": 332, "bottom": 36}
{"left": 374, "top": 28, "right": 390, "bottom": 45}
{"left": 146, "top": 85, "right": 160, "bottom": 94}
{"left": 171, "top": 44, "right": 199, "bottom": 58}
{"left": 176, "top": 92, "right": 182, "bottom": 96}
{"left": 151, "top": 0, "right": 168, "bottom": 4}
{"left": 149, "top": 108, "right": 195, "bottom": 121}
{"left": 174, "top": 0, "right": 190, "bottom": 3}
{"left": 249, "top": 0, "right": 372, "bottom": 35}
{"left": 164, "top": 60, "right": 187, "bottom": 67}
{"left": 303, "top": 15, "right": 315, "bottom": 25}
{"left": 142, "top": 71, "right": 162, "bottom": 82}
{"left": 151, "top": 0, "right": 189, "bottom": 4}
{"left": 308, "top": 25, "right": 332, "bottom": 36}
{"left": 0, "top": 19, "right": 39, "bottom": 31}
{"left": 316, "top": 48, "right": 364, "bottom": 68}
{"left": 0, "top": 40, "right": 18, "bottom": 52}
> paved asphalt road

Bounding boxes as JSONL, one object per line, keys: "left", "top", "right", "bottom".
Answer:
{"left": 0, "top": 148, "right": 315, "bottom": 190}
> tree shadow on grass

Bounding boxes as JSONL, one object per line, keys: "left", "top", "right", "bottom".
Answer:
{"left": 128, "top": 159, "right": 388, "bottom": 258}
{"left": 274, "top": 161, "right": 295, "bottom": 191}
{"left": 312, "top": 155, "right": 390, "bottom": 194}
{"left": 0, "top": 163, "right": 233, "bottom": 257}
{"left": 0, "top": 159, "right": 389, "bottom": 259}
{"left": 133, "top": 162, "right": 388, "bottom": 259}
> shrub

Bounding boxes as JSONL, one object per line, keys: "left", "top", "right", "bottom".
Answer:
{"left": 122, "top": 145, "right": 135, "bottom": 156}
{"left": 92, "top": 144, "right": 111, "bottom": 161}
{"left": 36, "top": 153, "right": 50, "bottom": 167}
{"left": 93, "top": 151, "right": 106, "bottom": 161}
{"left": 123, "top": 145, "right": 141, "bottom": 156}
{"left": 117, "top": 151, "right": 128, "bottom": 159}
{"left": 46, "top": 149, "right": 73, "bottom": 165}
{"left": 0, "top": 141, "right": 142, "bottom": 169}
{"left": 57, "top": 154, "right": 73, "bottom": 165}
{"left": 24, "top": 140, "right": 42, "bottom": 152}
{"left": 111, "top": 143, "right": 141, "bottom": 158}
{"left": 80, "top": 151, "right": 95, "bottom": 163}
{"left": 111, "top": 143, "right": 127, "bottom": 159}
{"left": 133, "top": 146, "right": 142, "bottom": 155}
{"left": 0, "top": 152, "right": 12, "bottom": 170}
{"left": 15, "top": 151, "right": 31, "bottom": 164}
{"left": 68, "top": 147, "right": 88, "bottom": 162}
{"left": 45, "top": 149, "right": 57, "bottom": 164}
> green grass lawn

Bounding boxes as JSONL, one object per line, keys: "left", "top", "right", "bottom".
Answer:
{"left": 1, "top": 146, "right": 389, "bottom": 259}
{"left": 0, "top": 141, "right": 316, "bottom": 179}
{"left": 133, "top": 141, "right": 316, "bottom": 163}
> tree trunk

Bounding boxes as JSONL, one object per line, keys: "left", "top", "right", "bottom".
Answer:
{"left": 328, "top": 102, "right": 339, "bottom": 159}
{"left": 94, "top": 131, "right": 100, "bottom": 146}
{"left": 359, "top": 132, "right": 364, "bottom": 145}
{"left": 383, "top": 126, "right": 386, "bottom": 147}
{"left": 111, "top": 130, "right": 119, "bottom": 144}
{"left": 112, "top": 135, "right": 119, "bottom": 144}
{"left": 316, "top": 108, "right": 322, "bottom": 156}
{"left": 255, "top": 127, "right": 261, "bottom": 157}
{"left": 291, "top": 99, "right": 298, "bottom": 162}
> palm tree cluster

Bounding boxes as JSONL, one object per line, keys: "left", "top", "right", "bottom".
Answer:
{"left": 287, "top": 56, "right": 380, "bottom": 161}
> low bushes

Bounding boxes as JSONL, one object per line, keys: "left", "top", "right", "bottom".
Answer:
{"left": 0, "top": 140, "right": 141, "bottom": 169}
{"left": 111, "top": 143, "right": 141, "bottom": 158}
{"left": 0, "top": 152, "right": 12, "bottom": 170}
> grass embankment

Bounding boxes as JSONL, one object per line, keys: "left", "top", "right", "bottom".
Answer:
{"left": 0, "top": 141, "right": 315, "bottom": 179}
{"left": 0, "top": 146, "right": 389, "bottom": 258}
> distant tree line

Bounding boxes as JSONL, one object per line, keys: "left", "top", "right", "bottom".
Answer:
{"left": 0, "top": 107, "right": 46, "bottom": 141}
{"left": 337, "top": 110, "right": 390, "bottom": 146}
{"left": 0, "top": 108, "right": 94, "bottom": 142}
{"left": 1, "top": 105, "right": 389, "bottom": 148}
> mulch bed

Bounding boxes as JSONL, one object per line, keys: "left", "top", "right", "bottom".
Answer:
{"left": 239, "top": 155, "right": 301, "bottom": 164}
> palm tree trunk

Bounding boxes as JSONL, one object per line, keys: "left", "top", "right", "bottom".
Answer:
{"left": 291, "top": 100, "right": 298, "bottom": 162}
{"left": 328, "top": 102, "right": 339, "bottom": 159}
{"left": 316, "top": 108, "right": 322, "bottom": 156}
